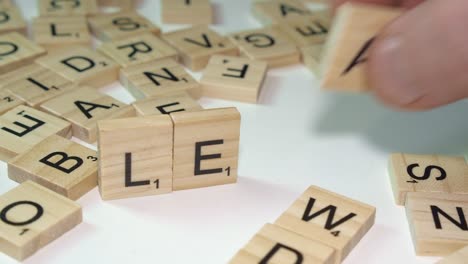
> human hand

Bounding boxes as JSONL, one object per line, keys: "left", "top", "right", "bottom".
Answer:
{"left": 332, "top": 0, "right": 468, "bottom": 110}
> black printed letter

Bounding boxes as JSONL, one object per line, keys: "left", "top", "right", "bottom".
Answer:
{"left": 125, "top": 152, "right": 150, "bottom": 187}
{"left": 259, "top": 243, "right": 303, "bottom": 264}
{"left": 194, "top": 140, "right": 224, "bottom": 176}
{"left": 39, "top": 152, "right": 84, "bottom": 174}
{"left": 61, "top": 56, "right": 95, "bottom": 72}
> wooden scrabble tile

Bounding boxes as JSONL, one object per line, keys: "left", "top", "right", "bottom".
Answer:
{"left": 405, "top": 192, "right": 468, "bottom": 256}
{"left": 8, "top": 135, "right": 98, "bottom": 200}
{"left": 38, "top": 0, "right": 98, "bottom": 16}
{"left": 97, "top": 0, "right": 133, "bottom": 11}
{"left": 278, "top": 12, "right": 331, "bottom": 47}
{"left": 0, "top": 90, "right": 23, "bottom": 115}
{"left": 97, "top": 34, "right": 178, "bottom": 68}
{"left": 97, "top": 115, "right": 173, "bottom": 200}
{"left": 0, "top": 181, "right": 81, "bottom": 261}
{"left": 120, "top": 58, "right": 201, "bottom": 100}
{"left": 36, "top": 46, "right": 119, "bottom": 88}
{"left": 0, "top": 0, "right": 12, "bottom": 7}
{"left": 437, "top": 246, "right": 468, "bottom": 264}
{"left": 0, "top": 105, "right": 71, "bottom": 161}
{"left": 161, "top": 0, "right": 212, "bottom": 25}
{"left": 0, "top": 32, "right": 46, "bottom": 74}
{"left": 301, "top": 44, "right": 323, "bottom": 76}
{"left": 253, "top": 0, "right": 316, "bottom": 25}
{"left": 0, "top": 6, "right": 26, "bottom": 35}
{"left": 229, "top": 223, "right": 336, "bottom": 264}
{"left": 200, "top": 55, "right": 267, "bottom": 103}
{"left": 3, "top": 63, "right": 75, "bottom": 108}
{"left": 229, "top": 26, "right": 301, "bottom": 68}
{"left": 170, "top": 107, "right": 240, "bottom": 191}
{"left": 162, "top": 26, "right": 238, "bottom": 71}
{"left": 275, "top": 185, "right": 376, "bottom": 263}
{"left": 32, "top": 16, "right": 91, "bottom": 50}
{"left": 320, "top": 3, "right": 401, "bottom": 91}
{"left": 133, "top": 91, "right": 202, "bottom": 116}
{"left": 88, "top": 12, "right": 161, "bottom": 41}
{"left": 40, "top": 87, "right": 135, "bottom": 143}
{"left": 389, "top": 153, "right": 468, "bottom": 206}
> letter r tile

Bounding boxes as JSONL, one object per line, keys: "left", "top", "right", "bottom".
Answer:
{"left": 229, "top": 223, "right": 336, "bottom": 264}
{"left": 170, "top": 107, "right": 240, "bottom": 191}
{"left": 275, "top": 185, "right": 376, "bottom": 263}
{"left": 8, "top": 135, "right": 98, "bottom": 200}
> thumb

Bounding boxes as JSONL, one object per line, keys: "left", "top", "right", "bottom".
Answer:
{"left": 368, "top": 0, "right": 468, "bottom": 110}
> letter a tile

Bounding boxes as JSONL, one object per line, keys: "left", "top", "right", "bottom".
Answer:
{"left": 36, "top": 46, "right": 119, "bottom": 88}
{"left": 0, "top": 181, "right": 82, "bottom": 260}
{"left": 200, "top": 55, "right": 267, "bottom": 103}
{"left": 405, "top": 192, "right": 468, "bottom": 256}
{"left": 229, "top": 223, "right": 336, "bottom": 264}
{"left": 275, "top": 185, "right": 376, "bottom": 263}
{"left": 40, "top": 87, "right": 135, "bottom": 143}
{"left": 8, "top": 135, "right": 98, "bottom": 200}
{"left": 0, "top": 105, "right": 71, "bottom": 162}
{"left": 97, "top": 115, "right": 173, "bottom": 200}
{"left": 320, "top": 3, "right": 400, "bottom": 91}
{"left": 389, "top": 153, "right": 468, "bottom": 206}
{"left": 170, "top": 107, "right": 240, "bottom": 191}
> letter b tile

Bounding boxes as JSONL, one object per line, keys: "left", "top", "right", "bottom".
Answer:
{"left": 229, "top": 223, "right": 336, "bottom": 264}
{"left": 170, "top": 107, "right": 240, "bottom": 190}
{"left": 275, "top": 185, "right": 376, "bottom": 263}
{"left": 8, "top": 135, "right": 98, "bottom": 200}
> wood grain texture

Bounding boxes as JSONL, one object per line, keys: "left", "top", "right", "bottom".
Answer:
{"left": 8, "top": 135, "right": 98, "bottom": 200}
{"left": 0, "top": 105, "right": 71, "bottom": 162}
{"left": 0, "top": 6, "right": 26, "bottom": 35}
{"left": 97, "top": 33, "right": 178, "bottom": 68}
{"left": 301, "top": 44, "right": 323, "bottom": 76}
{"left": 32, "top": 16, "right": 91, "bottom": 51}
{"left": 36, "top": 46, "right": 119, "bottom": 88}
{"left": 229, "top": 26, "right": 300, "bottom": 68}
{"left": 275, "top": 185, "right": 376, "bottom": 263}
{"left": 0, "top": 32, "right": 46, "bottom": 74}
{"left": 406, "top": 192, "right": 468, "bottom": 256}
{"left": 120, "top": 58, "right": 201, "bottom": 100}
{"left": 277, "top": 12, "right": 331, "bottom": 47}
{"left": 88, "top": 11, "right": 161, "bottom": 41}
{"left": 0, "top": 181, "right": 82, "bottom": 261}
{"left": 97, "top": 0, "right": 133, "bottom": 11}
{"left": 252, "top": 0, "right": 316, "bottom": 25}
{"left": 200, "top": 55, "right": 267, "bottom": 103}
{"left": 0, "top": 90, "right": 23, "bottom": 115}
{"left": 38, "top": 0, "right": 98, "bottom": 16}
{"left": 320, "top": 3, "right": 401, "bottom": 91}
{"left": 40, "top": 87, "right": 135, "bottom": 143}
{"left": 162, "top": 25, "right": 238, "bottom": 71}
{"left": 161, "top": 0, "right": 212, "bottom": 25}
{"left": 437, "top": 246, "right": 468, "bottom": 264}
{"left": 97, "top": 115, "right": 173, "bottom": 200}
{"left": 170, "top": 107, "right": 240, "bottom": 190}
{"left": 132, "top": 91, "right": 202, "bottom": 116}
{"left": 3, "top": 63, "right": 75, "bottom": 108}
{"left": 389, "top": 153, "right": 468, "bottom": 206}
{"left": 229, "top": 223, "right": 336, "bottom": 264}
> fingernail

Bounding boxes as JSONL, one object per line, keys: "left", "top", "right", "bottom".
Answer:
{"left": 371, "top": 35, "right": 425, "bottom": 105}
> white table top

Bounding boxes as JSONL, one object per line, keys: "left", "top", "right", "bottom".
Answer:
{"left": 1, "top": 1, "right": 467, "bottom": 263}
